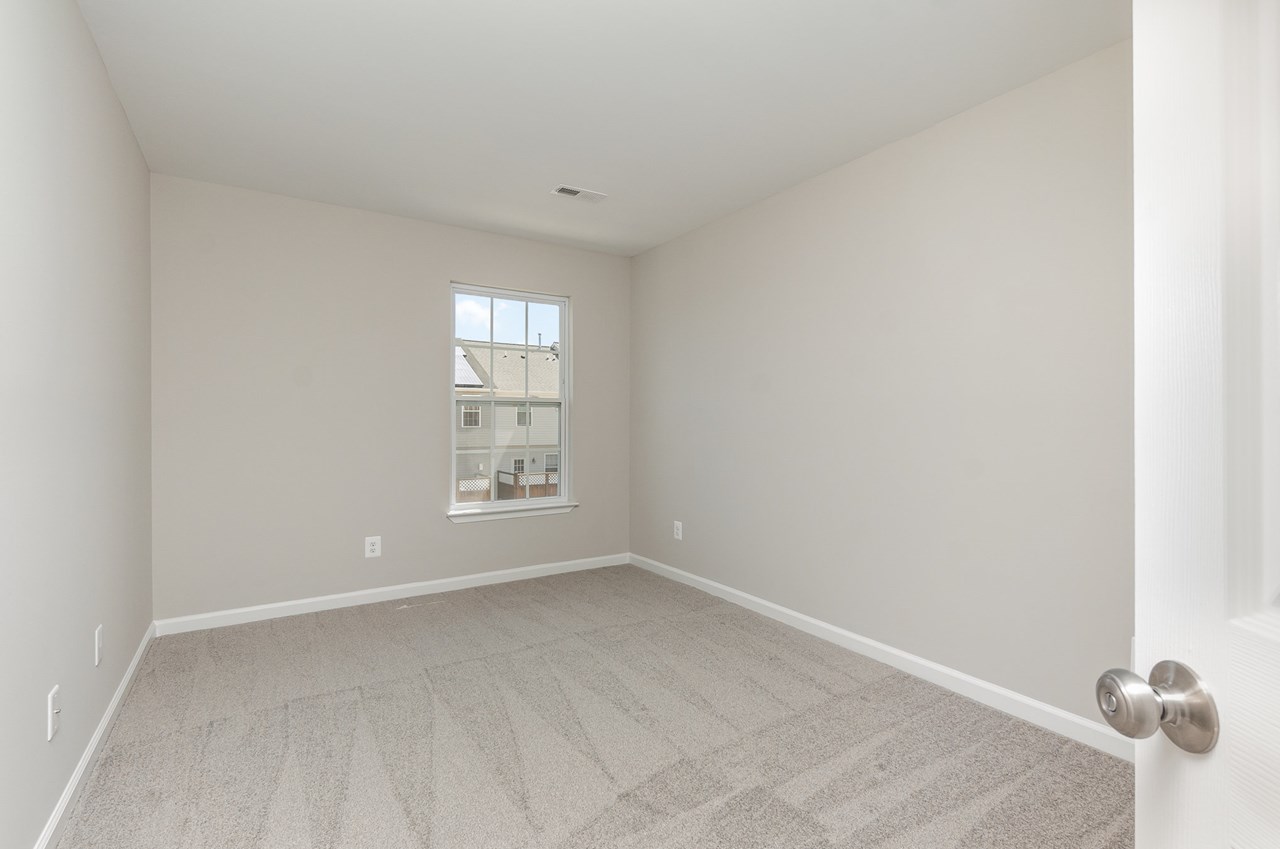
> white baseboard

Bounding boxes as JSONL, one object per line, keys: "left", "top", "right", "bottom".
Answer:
{"left": 154, "top": 553, "right": 631, "bottom": 636}
{"left": 34, "top": 621, "right": 156, "bottom": 849}
{"left": 630, "top": 554, "right": 1134, "bottom": 762}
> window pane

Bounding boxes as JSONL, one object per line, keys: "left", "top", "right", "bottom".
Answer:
{"left": 489, "top": 298, "right": 527, "bottom": 398}
{"left": 455, "top": 293, "right": 491, "bottom": 343}
{"left": 528, "top": 301, "right": 561, "bottom": 400}
{"left": 492, "top": 298, "right": 527, "bottom": 346}
{"left": 494, "top": 401, "right": 529, "bottom": 500}
{"left": 528, "top": 403, "right": 561, "bottom": 498}
{"left": 454, "top": 345, "right": 489, "bottom": 399}
{"left": 455, "top": 293, "right": 492, "bottom": 398}
{"left": 455, "top": 401, "right": 494, "bottom": 503}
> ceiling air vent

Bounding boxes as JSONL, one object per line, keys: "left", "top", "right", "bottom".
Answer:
{"left": 552, "top": 184, "right": 607, "bottom": 202}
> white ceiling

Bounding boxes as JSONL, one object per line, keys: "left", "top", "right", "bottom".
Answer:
{"left": 78, "top": 0, "right": 1130, "bottom": 256}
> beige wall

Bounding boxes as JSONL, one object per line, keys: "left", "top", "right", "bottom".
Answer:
{"left": 629, "top": 43, "right": 1133, "bottom": 720}
{"left": 151, "top": 176, "right": 630, "bottom": 619}
{"left": 0, "top": 2, "right": 152, "bottom": 846}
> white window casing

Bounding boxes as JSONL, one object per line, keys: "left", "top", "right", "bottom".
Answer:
{"left": 449, "top": 283, "right": 575, "bottom": 521}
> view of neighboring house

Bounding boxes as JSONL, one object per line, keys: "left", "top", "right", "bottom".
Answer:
{"left": 454, "top": 338, "right": 562, "bottom": 502}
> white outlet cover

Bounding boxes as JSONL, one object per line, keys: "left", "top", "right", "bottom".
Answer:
{"left": 47, "top": 685, "right": 60, "bottom": 741}
{"left": 95, "top": 624, "right": 103, "bottom": 667}
{"left": 674, "top": 521, "right": 682, "bottom": 540}
{"left": 365, "top": 536, "right": 381, "bottom": 558}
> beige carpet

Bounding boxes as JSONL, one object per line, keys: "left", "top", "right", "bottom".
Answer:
{"left": 57, "top": 565, "right": 1133, "bottom": 848}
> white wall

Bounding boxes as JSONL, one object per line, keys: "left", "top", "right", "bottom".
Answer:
{"left": 0, "top": 2, "right": 152, "bottom": 846}
{"left": 630, "top": 43, "right": 1133, "bottom": 720}
{"left": 151, "top": 176, "right": 630, "bottom": 619}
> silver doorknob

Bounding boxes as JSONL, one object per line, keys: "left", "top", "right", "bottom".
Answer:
{"left": 1095, "top": 660, "right": 1219, "bottom": 753}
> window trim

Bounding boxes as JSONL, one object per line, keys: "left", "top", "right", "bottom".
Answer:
{"left": 460, "top": 404, "right": 481, "bottom": 428}
{"left": 449, "top": 282, "right": 573, "bottom": 521}
{"left": 447, "top": 500, "right": 579, "bottom": 523}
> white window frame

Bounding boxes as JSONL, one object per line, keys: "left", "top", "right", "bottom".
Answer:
{"left": 516, "top": 407, "right": 531, "bottom": 427}
{"left": 512, "top": 458, "right": 525, "bottom": 473}
{"left": 544, "top": 452, "right": 560, "bottom": 471}
{"left": 448, "top": 282, "right": 575, "bottom": 522}
{"left": 460, "top": 404, "right": 481, "bottom": 428}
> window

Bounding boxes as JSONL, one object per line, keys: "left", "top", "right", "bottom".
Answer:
{"left": 451, "top": 283, "right": 570, "bottom": 520}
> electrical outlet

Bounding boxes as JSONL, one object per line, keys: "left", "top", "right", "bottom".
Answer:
{"left": 365, "top": 536, "right": 381, "bottom": 558}
{"left": 47, "top": 685, "right": 60, "bottom": 741}
{"left": 673, "top": 521, "right": 682, "bottom": 541}
{"left": 94, "top": 624, "right": 103, "bottom": 667}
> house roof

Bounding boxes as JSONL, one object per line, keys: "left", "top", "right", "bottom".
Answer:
{"left": 456, "top": 340, "right": 560, "bottom": 398}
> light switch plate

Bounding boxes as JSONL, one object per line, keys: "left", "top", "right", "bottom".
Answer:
{"left": 47, "top": 685, "right": 60, "bottom": 741}
{"left": 95, "top": 624, "right": 103, "bottom": 667}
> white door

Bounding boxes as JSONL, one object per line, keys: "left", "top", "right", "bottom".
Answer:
{"left": 1134, "top": 0, "right": 1280, "bottom": 846}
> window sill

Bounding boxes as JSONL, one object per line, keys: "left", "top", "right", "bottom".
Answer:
{"left": 447, "top": 501, "right": 579, "bottom": 523}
